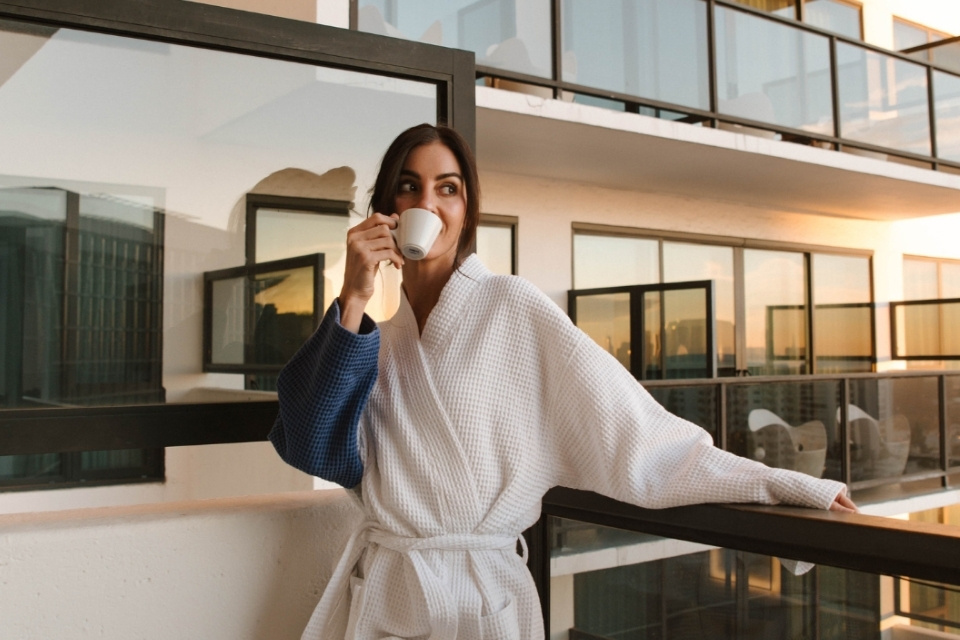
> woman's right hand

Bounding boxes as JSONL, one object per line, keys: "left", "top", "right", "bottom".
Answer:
{"left": 338, "top": 213, "right": 403, "bottom": 333}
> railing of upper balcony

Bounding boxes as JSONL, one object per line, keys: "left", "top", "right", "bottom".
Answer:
{"left": 353, "top": 0, "right": 960, "bottom": 172}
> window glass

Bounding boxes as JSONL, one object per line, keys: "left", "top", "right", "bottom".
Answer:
{"left": 358, "top": 0, "right": 552, "bottom": 79}
{"left": 663, "top": 242, "right": 736, "bottom": 376}
{"left": 804, "top": 0, "right": 861, "bottom": 40}
{"left": 941, "top": 262, "right": 960, "bottom": 298}
{"left": 813, "top": 253, "right": 872, "bottom": 373}
{"left": 573, "top": 233, "right": 659, "bottom": 289}
{"left": 894, "top": 19, "right": 931, "bottom": 52}
{"left": 561, "top": 0, "right": 709, "bottom": 111}
{"left": 744, "top": 249, "right": 807, "bottom": 375}
{"left": 477, "top": 221, "right": 515, "bottom": 275}
{"left": 0, "top": 19, "right": 436, "bottom": 411}
{"left": 903, "top": 259, "right": 939, "bottom": 300}
{"left": 726, "top": 0, "right": 796, "bottom": 19}
{"left": 715, "top": 6, "right": 834, "bottom": 136}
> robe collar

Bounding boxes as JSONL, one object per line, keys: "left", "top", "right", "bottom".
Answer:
{"left": 392, "top": 253, "right": 490, "bottom": 348}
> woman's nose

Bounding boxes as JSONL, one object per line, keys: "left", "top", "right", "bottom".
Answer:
{"left": 415, "top": 189, "right": 437, "bottom": 212}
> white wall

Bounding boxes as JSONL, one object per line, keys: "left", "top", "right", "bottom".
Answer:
{"left": 0, "top": 489, "right": 362, "bottom": 640}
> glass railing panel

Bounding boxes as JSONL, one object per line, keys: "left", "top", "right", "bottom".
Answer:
{"left": 849, "top": 377, "right": 941, "bottom": 481}
{"left": 548, "top": 516, "right": 883, "bottom": 640}
{"left": 575, "top": 293, "right": 632, "bottom": 372}
{"left": 949, "top": 376, "right": 960, "bottom": 470}
{"left": 929, "top": 40, "right": 960, "bottom": 75}
{"left": 935, "top": 70, "right": 960, "bottom": 163}
{"left": 560, "top": 0, "right": 709, "bottom": 111}
{"left": 714, "top": 6, "right": 834, "bottom": 136}
{"left": 646, "top": 384, "right": 719, "bottom": 442}
{"left": 726, "top": 380, "right": 841, "bottom": 480}
{"left": 836, "top": 42, "right": 932, "bottom": 157}
{"left": 358, "top": 0, "right": 553, "bottom": 79}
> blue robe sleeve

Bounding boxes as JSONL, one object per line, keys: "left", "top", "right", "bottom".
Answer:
{"left": 267, "top": 299, "right": 379, "bottom": 488}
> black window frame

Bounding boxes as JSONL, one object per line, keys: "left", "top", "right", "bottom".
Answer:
{"left": 0, "top": 0, "right": 477, "bottom": 481}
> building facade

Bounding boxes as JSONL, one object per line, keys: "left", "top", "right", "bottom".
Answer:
{"left": 1, "top": 1, "right": 959, "bottom": 638}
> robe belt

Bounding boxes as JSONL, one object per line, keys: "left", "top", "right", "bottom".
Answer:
{"left": 301, "top": 521, "right": 528, "bottom": 640}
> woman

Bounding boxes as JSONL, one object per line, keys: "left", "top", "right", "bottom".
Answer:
{"left": 269, "top": 123, "right": 856, "bottom": 640}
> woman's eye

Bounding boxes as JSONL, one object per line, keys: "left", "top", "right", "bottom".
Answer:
{"left": 398, "top": 181, "right": 416, "bottom": 193}
{"left": 439, "top": 184, "right": 458, "bottom": 195}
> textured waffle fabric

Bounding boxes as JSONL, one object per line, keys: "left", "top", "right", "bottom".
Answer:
{"left": 270, "top": 254, "right": 847, "bottom": 640}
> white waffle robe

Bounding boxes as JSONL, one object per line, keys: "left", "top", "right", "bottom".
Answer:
{"left": 297, "top": 255, "right": 846, "bottom": 640}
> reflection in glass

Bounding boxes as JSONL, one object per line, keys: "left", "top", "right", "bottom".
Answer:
{"left": 715, "top": 6, "right": 834, "bottom": 136}
{"left": 813, "top": 254, "right": 872, "bottom": 373}
{"left": 207, "top": 260, "right": 320, "bottom": 370}
{"left": 561, "top": 0, "right": 709, "bottom": 110}
{"left": 646, "top": 385, "right": 718, "bottom": 440}
{"left": 744, "top": 249, "right": 807, "bottom": 375}
{"left": 849, "top": 377, "right": 940, "bottom": 480}
{"left": 804, "top": 0, "right": 861, "bottom": 40}
{"left": 476, "top": 221, "right": 514, "bottom": 275}
{"left": 358, "top": 0, "right": 552, "bottom": 78}
{"left": 948, "top": 376, "right": 960, "bottom": 468}
{"left": 894, "top": 20, "right": 931, "bottom": 53}
{"left": 664, "top": 242, "right": 735, "bottom": 376}
{"left": 727, "top": 381, "right": 840, "bottom": 480}
{"left": 256, "top": 207, "right": 349, "bottom": 310}
{"left": 934, "top": 70, "right": 960, "bottom": 163}
{"left": 575, "top": 293, "right": 632, "bottom": 371}
{"left": 726, "top": 0, "right": 796, "bottom": 18}
{"left": 549, "top": 517, "right": 879, "bottom": 640}
{"left": 894, "top": 301, "right": 960, "bottom": 358}
{"left": 663, "top": 288, "right": 712, "bottom": 379}
{"left": 836, "top": 42, "right": 931, "bottom": 156}
{"left": 573, "top": 233, "right": 659, "bottom": 289}
{"left": 0, "top": 19, "right": 435, "bottom": 410}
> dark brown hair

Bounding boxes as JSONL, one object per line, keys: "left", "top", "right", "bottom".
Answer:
{"left": 370, "top": 123, "right": 480, "bottom": 268}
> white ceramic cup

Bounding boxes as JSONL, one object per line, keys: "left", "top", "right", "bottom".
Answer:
{"left": 391, "top": 207, "right": 442, "bottom": 260}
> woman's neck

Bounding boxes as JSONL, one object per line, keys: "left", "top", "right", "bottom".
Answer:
{"left": 402, "top": 253, "right": 457, "bottom": 335}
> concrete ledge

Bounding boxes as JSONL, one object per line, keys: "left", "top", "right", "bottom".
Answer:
{"left": 0, "top": 490, "right": 362, "bottom": 640}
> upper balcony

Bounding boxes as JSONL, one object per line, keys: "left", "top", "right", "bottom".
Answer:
{"left": 358, "top": 0, "right": 960, "bottom": 220}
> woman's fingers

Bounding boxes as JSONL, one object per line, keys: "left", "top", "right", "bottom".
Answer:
{"left": 829, "top": 492, "right": 858, "bottom": 513}
{"left": 340, "top": 213, "right": 403, "bottom": 304}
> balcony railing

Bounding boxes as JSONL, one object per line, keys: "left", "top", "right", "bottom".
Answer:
{"left": 643, "top": 370, "right": 960, "bottom": 492}
{"left": 531, "top": 486, "right": 960, "bottom": 639}
{"left": 356, "top": 0, "right": 960, "bottom": 171}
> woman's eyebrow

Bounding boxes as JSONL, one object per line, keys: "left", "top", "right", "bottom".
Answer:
{"left": 399, "top": 169, "right": 462, "bottom": 182}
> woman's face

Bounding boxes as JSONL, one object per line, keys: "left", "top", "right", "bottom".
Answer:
{"left": 394, "top": 141, "right": 466, "bottom": 264}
